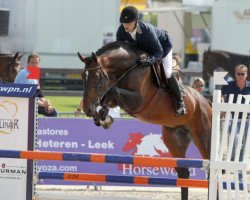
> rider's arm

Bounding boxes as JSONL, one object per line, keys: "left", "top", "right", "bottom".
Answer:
{"left": 116, "top": 25, "right": 125, "bottom": 42}
{"left": 145, "top": 30, "right": 164, "bottom": 64}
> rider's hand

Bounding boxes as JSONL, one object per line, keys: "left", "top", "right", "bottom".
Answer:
{"left": 74, "top": 107, "right": 82, "bottom": 117}
{"left": 139, "top": 58, "right": 153, "bottom": 67}
{"left": 45, "top": 105, "right": 54, "bottom": 114}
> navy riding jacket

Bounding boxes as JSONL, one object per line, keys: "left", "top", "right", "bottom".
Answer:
{"left": 116, "top": 21, "right": 172, "bottom": 64}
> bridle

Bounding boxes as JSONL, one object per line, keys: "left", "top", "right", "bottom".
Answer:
{"left": 82, "top": 65, "right": 109, "bottom": 105}
{"left": 82, "top": 63, "right": 139, "bottom": 106}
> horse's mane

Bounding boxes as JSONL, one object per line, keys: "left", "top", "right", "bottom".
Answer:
{"left": 205, "top": 49, "right": 249, "bottom": 58}
{"left": 96, "top": 41, "right": 143, "bottom": 56}
{"left": 0, "top": 53, "right": 12, "bottom": 57}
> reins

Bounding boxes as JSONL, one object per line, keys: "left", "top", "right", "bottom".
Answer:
{"left": 99, "top": 63, "right": 139, "bottom": 103}
{"left": 111, "top": 63, "right": 139, "bottom": 86}
{"left": 83, "top": 63, "right": 139, "bottom": 105}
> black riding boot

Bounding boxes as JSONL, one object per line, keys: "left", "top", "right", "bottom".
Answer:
{"left": 168, "top": 75, "right": 187, "bottom": 116}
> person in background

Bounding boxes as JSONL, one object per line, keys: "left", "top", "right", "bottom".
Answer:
{"left": 14, "top": 53, "right": 58, "bottom": 117}
{"left": 14, "top": 53, "right": 40, "bottom": 85}
{"left": 172, "top": 53, "right": 182, "bottom": 83}
{"left": 116, "top": 6, "right": 186, "bottom": 116}
{"left": 75, "top": 99, "right": 121, "bottom": 118}
{"left": 172, "top": 53, "right": 182, "bottom": 67}
{"left": 221, "top": 64, "right": 250, "bottom": 181}
{"left": 191, "top": 77, "right": 205, "bottom": 93}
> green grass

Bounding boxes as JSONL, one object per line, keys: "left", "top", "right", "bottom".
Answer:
{"left": 46, "top": 96, "right": 82, "bottom": 113}
{"left": 45, "top": 96, "right": 129, "bottom": 117}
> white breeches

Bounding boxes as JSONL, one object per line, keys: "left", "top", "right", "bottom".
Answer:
{"left": 162, "top": 49, "right": 173, "bottom": 79}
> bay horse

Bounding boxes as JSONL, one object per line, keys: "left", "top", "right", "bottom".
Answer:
{"left": 0, "top": 52, "right": 23, "bottom": 83}
{"left": 78, "top": 41, "right": 212, "bottom": 200}
{"left": 203, "top": 49, "right": 250, "bottom": 81}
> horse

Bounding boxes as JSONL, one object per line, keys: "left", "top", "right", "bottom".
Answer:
{"left": 203, "top": 49, "right": 250, "bottom": 81}
{"left": 78, "top": 41, "right": 212, "bottom": 200}
{"left": 0, "top": 52, "right": 23, "bottom": 83}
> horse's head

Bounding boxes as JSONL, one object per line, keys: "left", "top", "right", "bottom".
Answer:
{"left": 9, "top": 52, "right": 23, "bottom": 82}
{"left": 77, "top": 41, "right": 141, "bottom": 117}
{"left": 202, "top": 49, "right": 219, "bottom": 81}
{"left": 78, "top": 52, "right": 110, "bottom": 117}
{"left": 0, "top": 52, "right": 23, "bottom": 83}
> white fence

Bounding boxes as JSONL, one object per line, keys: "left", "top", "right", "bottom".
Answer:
{"left": 209, "top": 90, "right": 250, "bottom": 200}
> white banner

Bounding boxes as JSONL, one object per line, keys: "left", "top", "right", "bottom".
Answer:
{"left": 0, "top": 97, "right": 30, "bottom": 200}
{"left": 212, "top": 0, "right": 250, "bottom": 54}
{"left": 183, "top": 0, "right": 214, "bottom": 6}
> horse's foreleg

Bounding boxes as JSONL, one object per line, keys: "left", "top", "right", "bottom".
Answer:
{"left": 162, "top": 126, "right": 191, "bottom": 200}
{"left": 93, "top": 111, "right": 101, "bottom": 126}
{"left": 98, "top": 106, "right": 109, "bottom": 121}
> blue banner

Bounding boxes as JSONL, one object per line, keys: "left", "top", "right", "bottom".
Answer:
{"left": 0, "top": 83, "right": 37, "bottom": 97}
{"left": 37, "top": 118, "right": 205, "bottom": 185}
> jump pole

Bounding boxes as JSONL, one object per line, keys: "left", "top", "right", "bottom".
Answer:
{"left": 38, "top": 172, "right": 209, "bottom": 189}
{"left": 0, "top": 149, "right": 209, "bottom": 169}
{"left": 38, "top": 172, "right": 248, "bottom": 192}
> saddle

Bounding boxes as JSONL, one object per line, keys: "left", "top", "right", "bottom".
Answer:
{"left": 150, "top": 59, "right": 185, "bottom": 97}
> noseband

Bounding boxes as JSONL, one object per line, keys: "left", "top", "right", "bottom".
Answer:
{"left": 82, "top": 66, "right": 109, "bottom": 105}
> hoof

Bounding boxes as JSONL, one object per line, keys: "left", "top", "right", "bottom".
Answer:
{"left": 100, "top": 116, "right": 113, "bottom": 129}
{"left": 94, "top": 120, "right": 101, "bottom": 126}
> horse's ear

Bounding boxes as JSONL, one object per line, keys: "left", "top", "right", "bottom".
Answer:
{"left": 19, "top": 53, "right": 24, "bottom": 59}
{"left": 77, "top": 52, "right": 86, "bottom": 63}
{"left": 92, "top": 52, "right": 98, "bottom": 63}
{"left": 13, "top": 52, "right": 19, "bottom": 59}
{"left": 208, "top": 46, "right": 211, "bottom": 51}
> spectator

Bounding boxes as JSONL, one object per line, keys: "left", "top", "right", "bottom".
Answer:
{"left": 172, "top": 53, "right": 182, "bottom": 83}
{"left": 191, "top": 77, "right": 205, "bottom": 93}
{"left": 36, "top": 88, "right": 58, "bottom": 117}
{"left": 172, "top": 53, "right": 182, "bottom": 66}
{"left": 221, "top": 64, "right": 250, "bottom": 180}
{"left": 14, "top": 53, "right": 58, "bottom": 117}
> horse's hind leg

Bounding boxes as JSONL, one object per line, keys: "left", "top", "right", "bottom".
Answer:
{"left": 191, "top": 119, "right": 211, "bottom": 160}
{"left": 162, "top": 126, "right": 191, "bottom": 200}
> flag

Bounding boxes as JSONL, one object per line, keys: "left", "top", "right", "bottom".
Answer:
{"left": 213, "top": 71, "right": 228, "bottom": 87}
{"left": 26, "top": 66, "right": 40, "bottom": 80}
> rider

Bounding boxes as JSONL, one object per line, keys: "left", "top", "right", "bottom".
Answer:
{"left": 116, "top": 6, "right": 187, "bottom": 116}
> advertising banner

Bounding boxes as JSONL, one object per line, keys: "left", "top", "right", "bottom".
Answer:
{"left": 212, "top": 0, "right": 250, "bottom": 54}
{"left": 0, "top": 83, "right": 36, "bottom": 200}
{"left": 37, "top": 118, "right": 205, "bottom": 185}
{"left": 0, "top": 97, "right": 30, "bottom": 200}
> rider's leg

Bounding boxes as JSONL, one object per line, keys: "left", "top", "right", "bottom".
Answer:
{"left": 162, "top": 50, "right": 187, "bottom": 116}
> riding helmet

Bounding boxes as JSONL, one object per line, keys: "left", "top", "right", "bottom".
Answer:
{"left": 120, "top": 6, "right": 138, "bottom": 23}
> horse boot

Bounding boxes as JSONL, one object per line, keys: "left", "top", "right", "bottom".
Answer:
{"left": 168, "top": 75, "right": 187, "bottom": 116}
